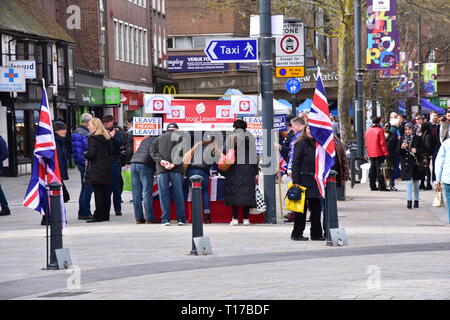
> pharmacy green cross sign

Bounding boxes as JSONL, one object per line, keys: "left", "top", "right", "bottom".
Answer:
{"left": 105, "top": 87, "right": 121, "bottom": 104}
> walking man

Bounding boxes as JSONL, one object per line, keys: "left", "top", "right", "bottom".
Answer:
{"left": 365, "top": 116, "right": 389, "bottom": 191}
{"left": 150, "top": 123, "right": 186, "bottom": 226}
{"left": 72, "top": 113, "right": 94, "bottom": 220}
{"left": 0, "top": 135, "right": 10, "bottom": 216}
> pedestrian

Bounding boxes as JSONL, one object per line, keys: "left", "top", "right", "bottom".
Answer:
{"left": 414, "top": 114, "right": 424, "bottom": 136}
{"left": 222, "top": 119, "right": 258, "bottom": 226}
{"left": 286, "top": 117, "right": 306, "bottom": 175}
{"left": 84, "top": 118, "right": 112, "bottom": 223}
{"left": 439, "top": 109, "right": 450, "bottom": 143}
{"left": 333, "top": 135, "right": 350, "bottom": 191}
{"left": 399, "top": 123, "right": 425, "bottom": 209}
{"left": 419, "top": 122, "right": 433, "bottom": 190}
{"left": 184, "top": 133, "right": 221, "bottom": 224}
{"left": 0, "top": 135, "right": 10, "bottom": 216}
{"left": 365, "top": 116, "right": 389, "bottom": 191}
{"left": 290, "top": 125, "right": 326, "bottom": 241}
{"left": 384, "top": 122, "right": 399, "bottom": 191}
{"left": 150, "top": 122, "right": 187, "bottom": 226}
{"left": 71, "top": 113, "right": 94, "bottom": 220}
{"left": 102, "top": 115, "right": 125, "bottom": 217}
{"left": 129, "top": 136, "right": 160, "bottom": 224}
{"left": 429, "top": 111, "right": 441, "bottom": 183}
{"left": 435, "top": 138, "right": 450, "bottom": 223}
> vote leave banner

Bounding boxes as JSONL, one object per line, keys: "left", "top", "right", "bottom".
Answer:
{"left": 164, "top": 100, "right": 236, "bottom": 131}
{"left": 366, "top": 0, "right": 399, "bottom": 70}
{"left": 231, "top": 95, "right": 258, "bottom": 115}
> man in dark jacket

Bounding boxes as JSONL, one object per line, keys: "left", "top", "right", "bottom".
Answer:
{"left": 72, "top": 113, "right": 94, "bottom": 219}
{"left": 102, "top": 115, "right": 125, "bottom": 216}
{"left": 150, "top": 122, "right": 186, "bottom": 225}
{"left": 129, "top": 136, "right": 160, "bottom": 224}
{"left": 0, "top": 135, "right": 10, "bottom": 216}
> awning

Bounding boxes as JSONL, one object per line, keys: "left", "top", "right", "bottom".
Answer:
{"left": 421, "top": 98, "right": 445, "bottom": 114}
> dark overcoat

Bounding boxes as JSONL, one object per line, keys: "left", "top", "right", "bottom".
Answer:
{"left": 292, "top": 138, "right": 321, "bottom": 199}
{"left": 399, "top": 135, "right": 425, "bottom": 181}
{"left": 84, "top": 134, "right": 112, "bottom": 185}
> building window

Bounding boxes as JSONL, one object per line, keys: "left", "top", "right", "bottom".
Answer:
{"left": 57, "top": 47, "right": 66, "bottom": 86}
{"left": 114, "top": 19, "right": 119, "bottom": 60}
{"left": 119, "top": 21, "right": 125, "bottom": 61}
{"left": 193, "top": 37, "right": 206, "bottom": 49}
{"left": 158, "top": 26, "right": 162, "bottom": 68}
{"left": 134, "top": 26, "right": 139, "bottom": 64}
{"left": 152, "top": 0, "right": 156, "bottom": 10}
{"left": 144, "top": 29, "right": 148, "bottom": 66}
{"left": 175, "top": 37, "right": 193, "bottom": 49}
{"left": 163, "top": 29, "right": 167, "bottom": 69}
{"left": 124, "top": 23, "right": 129, "bottom": 62}
{"left": 161, "top": 0, "right": 165, "bottom": 15}
{"left": 153, "top": 27, "right": 158, "bottom": 66}
{"left": 67, "top": 47, "right": 74, "bottom": 87}
{"left": 35, "top": 45, "right": 43, "bottom": 80}
{"left": 130, "top": 25, "right": 135, "bottom": 64}
{"left": 43, "top": 44, "right": 54, "bottom": 85}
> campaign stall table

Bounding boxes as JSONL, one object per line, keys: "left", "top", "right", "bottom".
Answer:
{"left": 151, "top": 176, "right": 265, "bottom": 223}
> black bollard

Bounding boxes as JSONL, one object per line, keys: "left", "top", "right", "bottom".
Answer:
{"left": 189, "top": 175, "right": 204, "bottom": 255}
{"left": 324, "top": 170, "right": 339, "bottom": 246}
{"left": 47, "top": 183, "right": 64, "bottom": 269}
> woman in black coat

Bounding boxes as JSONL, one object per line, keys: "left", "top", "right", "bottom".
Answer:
{"left": 222, "top": 120, "right": 258, "bottom": 226}
{"left": 399, "top": 123, "right": 425, "bottom": 209}
{"left": 84, "top": 118, "right": 112, "bottom": 223}
{"left": 384, "top": 122, "right": 399, "bottom": 190}
{"left": 419, "top": 122, "right": 433, "bottom": 190}
{"left": 291, "top": 125, "right": 326, "bottom": 241}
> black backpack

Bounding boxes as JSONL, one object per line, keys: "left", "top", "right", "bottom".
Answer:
{"left": 286, "top": 184, "right": 302, "bottom": 201}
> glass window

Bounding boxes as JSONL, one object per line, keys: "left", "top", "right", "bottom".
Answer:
{"left": 57, "top": 47, "right": 66, "bottom": 86}
{"left": 114, "top": 20, "right": 119, "bottom": 60}
{"left": 193, "top": 37, "right": 206, "bottom": 49}
{"left": 153, "top": 29, "right": 158, "bottom": 66}
{"left": 144, "top": 30, "right": 148, "bottom": 66}
{"left": 130, "top": 25, "right": 135, "bottom": 64}
{"left": 175, "top": 37, "right": 193, "bottom": 49}
{"left": 124, "top": 23, "right": 129, "bottom": 62}
{"left": 15, "top": 42, "right": 26, "bottom": 60}
{"left": 35, "top": 45, "right": 43, "bottom": 80}
{"left": 134, "top": 26, "right": 139, "bottom": 64}
{"left": 67, "top": 47, "right": 74, "bottom": 87}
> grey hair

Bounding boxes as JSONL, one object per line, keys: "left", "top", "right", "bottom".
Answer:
{"left": 81, "top": 113, "right": 93, "bottom": 124}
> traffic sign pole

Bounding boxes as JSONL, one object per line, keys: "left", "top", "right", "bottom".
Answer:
{"left": 260, "top": 0, "right": 276, "bottom": 224}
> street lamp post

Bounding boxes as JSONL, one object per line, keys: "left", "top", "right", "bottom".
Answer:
{"left": 417, "top": 12, "right": 422, "bottom": 115}
{"left": 354, "top": 0, "right": 365, "bottom": 160}
{"left": 260, "top": 0, "right": 276, "bottom": 224}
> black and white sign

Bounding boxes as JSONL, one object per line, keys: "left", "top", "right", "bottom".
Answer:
{"left": 8, "top": 60, "right": 36, "bottom": 79}
{"left": 275, "top": 21, "right": 304, "bottom": 67}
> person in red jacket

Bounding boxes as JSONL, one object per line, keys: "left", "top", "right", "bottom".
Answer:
{"left": 365, "top": 116, "right": 389, "bottom": 191}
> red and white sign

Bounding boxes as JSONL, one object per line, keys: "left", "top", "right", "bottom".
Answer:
{"left": 121, "top": 90, "right": 143, "bottom": 111}
{"left": 144, "top": 94, "right": 172, "bottom": 113}
{"left": 133, "top": 136, "right": 146, "bottom": 153}
{"left": 163, "top": 100, "right": 236, "bottom": 131}
{"left": 231, "top": 95, "right": 258, "bottom": 115}
{"left": 167, "top": 105, "right": 185, "bottom": 119}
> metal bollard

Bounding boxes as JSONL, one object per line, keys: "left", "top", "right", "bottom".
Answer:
{"left": 324, "top": 170, "right": 339, "bottom": 246}
{"left": 47, "top": 183, "right": 64, "bottom": 269}
{"left": 189, "top": 175, "right": 204, "bottom": 255}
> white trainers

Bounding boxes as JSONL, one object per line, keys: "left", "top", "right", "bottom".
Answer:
{"left": 177, "top": 221, "right": 185, "bottom": 226}
{"left": 243, "top": 219, "right": 250, "bottom": 226}
{"left": 229, "top": 219, "right": 238, "bottom": 226}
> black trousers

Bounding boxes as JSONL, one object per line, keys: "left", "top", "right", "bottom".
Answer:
{"left": 369, "top": 156, "right": 386, "bottom": 189}
{"left": 292, "top": 198, "right": 323, "bottom": 238}
{"left": 232, "top": 206, "right": 249, "bottom": 219}
{"left": 92, "top": 184, "right": 111, "bottom": 221}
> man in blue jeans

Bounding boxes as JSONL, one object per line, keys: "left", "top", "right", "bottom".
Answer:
{"left": 0, "top": 135, "right": 10, "bottom": 216}
{"left": 127, "top": 136, "right": 160, "bottom": 224}
{"left": 71, "top": 113, "right": 94, "bottom": 219}
{"left": 102, "top": 115, "right": 125, "bottom": 216}
{"left": 150, "top": 123, "right": 186, "bottom": 225}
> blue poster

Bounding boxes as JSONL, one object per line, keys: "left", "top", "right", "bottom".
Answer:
{"left": 168, "top": 56, "right": 228, "bottom": 73}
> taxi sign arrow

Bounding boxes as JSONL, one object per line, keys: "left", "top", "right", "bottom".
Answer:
{"left": 205, "top": 39, "right": 258, "bottom": 63}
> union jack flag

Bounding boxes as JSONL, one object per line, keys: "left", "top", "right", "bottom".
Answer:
{"left": 307, "top": 71, "right": 336, "bottom": 197}
{"left": 23, "top": 81, "right": 65, "bottom": 223}
{"left": 279, "top": 156, "right": 288, "bottom": 176}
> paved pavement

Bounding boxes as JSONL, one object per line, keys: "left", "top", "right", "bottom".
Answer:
{"left": 0, "top": 169, "right": 449, "bottom": 300}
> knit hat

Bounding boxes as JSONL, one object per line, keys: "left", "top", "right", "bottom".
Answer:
{"left": 53, "top": 121, "right": 67, "bottom": 132}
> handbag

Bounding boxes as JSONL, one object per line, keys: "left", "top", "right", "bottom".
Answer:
{"left": 285, "top": 182, "right": 307, "bottom": 213}
{"left": 432, "top": 188, "right": 444, "bottom": 207}
{"left": 286, "top": 184, "right": 302, "bottom": 200}
{"left": 250, "top": 187, "right": 266, "bottom": 214}
{"left": 121, "top": 167, "right": 132, "bottom": 192}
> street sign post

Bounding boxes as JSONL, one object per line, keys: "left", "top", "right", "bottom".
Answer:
{"left": 276, "top": 66, "right": 305, "bottom": 78}
{"left": 205, "top": 39, "right": 258, "bottom": 63}
{"left": 275, "top": 21, "right": 305, "bottom": 67}
{"left": 285, "top": 78, "right": 301, "bottom": 94}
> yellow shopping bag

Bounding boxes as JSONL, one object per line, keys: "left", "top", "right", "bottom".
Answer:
{"left": 285, "top": 182, "right": 307, "bottom": 213}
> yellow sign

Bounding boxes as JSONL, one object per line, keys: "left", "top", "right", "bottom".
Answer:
{"left": 275, "top": 67, "right": 305, "bottom": 78}
{"left": 163, "top": 85, "right": 177, "bottom": 95}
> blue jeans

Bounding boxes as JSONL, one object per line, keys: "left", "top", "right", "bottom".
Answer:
{"left": 444, "top": 183, "right": 450, "bottom": 224}
{"left": 405, "top": 180, "right": 420, "bottom": 201}
{"left": 187, "top": 168, "right": 210, "bottom": 213}
{"left": 106, "top": 161, "right": 122, "bottom": 212}
{"left": 131, "top": 163, "right": 155, "bottom": 220}
{"left": 157, "top": 172, "right": 186, "bottom": 223}
{"left": 77, "top": 164, "right": 93, "bottom": 217}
